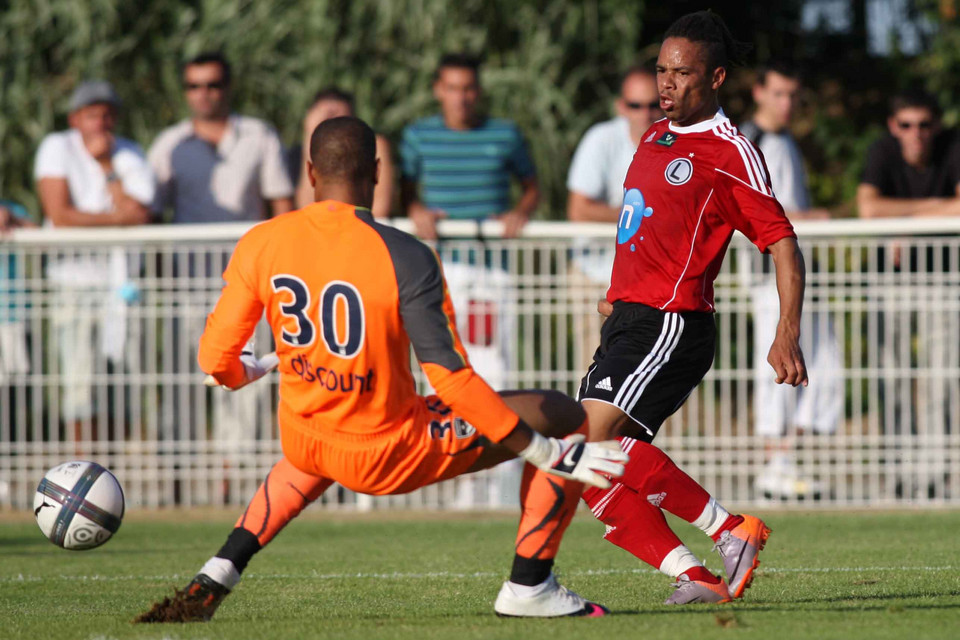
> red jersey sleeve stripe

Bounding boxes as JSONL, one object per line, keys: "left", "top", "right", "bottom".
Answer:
{"left": 731, "top": 123, "right": 773, "bottom": 188}
{"left": 714, "top": 123, "right": 771, "bottom": 195}
{"left": 721, "top": 122, "right": 774, "bottom": 196}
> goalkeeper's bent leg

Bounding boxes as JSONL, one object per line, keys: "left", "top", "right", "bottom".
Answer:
{"left": 202, "top": 457, "right": 332, "bottom": 588}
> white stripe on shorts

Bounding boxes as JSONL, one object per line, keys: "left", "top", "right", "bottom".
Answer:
{"left": 614, "top": 313, "right": 684, "bottom": 414}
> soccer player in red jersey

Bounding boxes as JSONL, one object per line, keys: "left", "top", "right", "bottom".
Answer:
{"left": 137, "top": 117, "right": 628, "bottom": 622}
{"left": 576, "top": 11, "right": 808, "bottom": 604}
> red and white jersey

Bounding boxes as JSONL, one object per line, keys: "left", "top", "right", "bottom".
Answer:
{"left": 607, "top": 110, "right": 795, "bottom": 313}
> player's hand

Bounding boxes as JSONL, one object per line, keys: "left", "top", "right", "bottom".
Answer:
{"left": 519, "top": 432, "right": 628, "bottom": 489}
{"left": 597, "top": 299, "right": 613, "bottom": 318}
{"left": 767, "top": 323, "right": 808, "bottom": 387}
{"left": 496, "top": 209, "right": 529, "bottom": 239}
{"left": 204, "top": 350, "right": 279, "bottom": 390}
{"left": 409, "top": 205, "right": 446, "bottom": 240}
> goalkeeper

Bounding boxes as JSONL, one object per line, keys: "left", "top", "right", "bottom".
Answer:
{"left": 138, "top": 116, "right": 627, "bottom": 622}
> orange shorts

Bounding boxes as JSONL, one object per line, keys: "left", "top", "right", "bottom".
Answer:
{"left": 279, "top": 396, "right": 491, "bottom": 496}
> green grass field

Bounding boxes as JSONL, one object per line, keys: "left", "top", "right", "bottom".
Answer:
{"left": 1, "top": 509, "right": 958, "bottom": 640}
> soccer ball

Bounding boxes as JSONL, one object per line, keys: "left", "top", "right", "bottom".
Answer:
{"left": 34, "top": 461, "right": 125, "bottom": 550}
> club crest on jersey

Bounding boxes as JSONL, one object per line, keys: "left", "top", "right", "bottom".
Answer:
{"left": 664, "top": 157, "right": 693, "bottom": 186}
{"left": 655, "top": 131, "right": 678, "bottom": 146}
{"left": 617, "top": 188, "right": 654, "bottom": 245}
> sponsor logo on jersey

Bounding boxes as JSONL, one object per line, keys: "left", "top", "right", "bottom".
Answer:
{"left": 647, "top": 491, "right": 667, "bottom": 507}
{"left": 644, "top": 130, "right": 657, "bottom": 143}
{"left": 664, "top": 157, "right": 693, "bottom": 186}
{"left": 617, "top": 188, "right": 654, "bottom": 245}
{"left": 656, "top": 131, "right": 678, "bottom": 146}
{"left": 429, "top": 417, "right": 477, "bottom": 440}
{"left": 595, "top": 376, "right": 613, "bottom": 391}
{"left": 291, "top": 354, "right": 375, "bottom": 394}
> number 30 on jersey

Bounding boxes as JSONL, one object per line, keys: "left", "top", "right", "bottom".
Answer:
{"left": 271, "top": 275, "right": 365, "bottom": 358}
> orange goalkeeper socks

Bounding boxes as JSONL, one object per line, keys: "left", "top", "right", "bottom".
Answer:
{"left": 510, "top": 421, "right": 587, "bottom": 585}
{"left": 216, "top": 457, "right": 332, "bottom": 572}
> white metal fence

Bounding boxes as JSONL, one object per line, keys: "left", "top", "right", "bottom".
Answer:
{"left": 0, "top": 219, "right": 958, "bottom": 510}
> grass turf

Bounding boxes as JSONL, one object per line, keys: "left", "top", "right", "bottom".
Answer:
{"left": 1, "top": 509, "right": 958, "bottom": 639}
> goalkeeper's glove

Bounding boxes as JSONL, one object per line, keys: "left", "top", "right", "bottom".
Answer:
{"left": 204, "top": 345, "right": 279, "bottom": 391}
{"left": 518, "top": 432, "right": 628, "bottom": 489}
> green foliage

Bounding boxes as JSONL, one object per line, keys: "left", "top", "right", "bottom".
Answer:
{"left": 3, "top": 0, "right": 960, "bottom": 220}
{"left": 0, "top": 0, "right": 646, "bottom": 219}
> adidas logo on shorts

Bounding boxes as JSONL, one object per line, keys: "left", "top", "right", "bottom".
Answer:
{"left": 647, "top": 491, "right": 667, "bottom": 507}
{"left": 594, "top": 377, "right": 613, "bottom": 391}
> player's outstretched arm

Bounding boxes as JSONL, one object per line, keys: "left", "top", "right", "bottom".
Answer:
{"left": 767, "top": 236, "right": 808, "bottom": 387}
{"left": 506, "top": 427, "right": 627, "bottom": 489}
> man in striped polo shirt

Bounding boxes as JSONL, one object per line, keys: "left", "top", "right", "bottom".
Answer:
{"left": 400, "top": 53, "right": 540, "bottom": 240}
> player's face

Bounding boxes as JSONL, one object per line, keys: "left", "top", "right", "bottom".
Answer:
{"left": 753, "top": 72, "right": 800, "bottom": 130}
{"left": 68, "top": 103, "right": 116, "bottom": 138}
{"left": 183, "top": 63, "right": 230, "bottom": 120}
{"left": 434, "top": 67, "right": 480, "bottom": 129}
{"left": 617, "top": 72, "right": 662, "bottom": 138}
{"left": 888, "top": 106, "right": 939, "bottom": 166}
{"left": 656, "top": 37, "right": 725, "bottom": 127}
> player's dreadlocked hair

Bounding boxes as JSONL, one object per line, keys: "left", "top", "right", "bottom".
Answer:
{"left": 663, "top": 11, "right": 751, "bottom": 72}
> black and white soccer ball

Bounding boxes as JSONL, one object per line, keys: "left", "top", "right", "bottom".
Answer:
{"left": 34, "top": 461, "right": 125, "bottom": 550}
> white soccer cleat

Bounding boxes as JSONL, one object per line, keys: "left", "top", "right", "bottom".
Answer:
{"left": 493, "top": 572, "right": 610, "bottom": 617}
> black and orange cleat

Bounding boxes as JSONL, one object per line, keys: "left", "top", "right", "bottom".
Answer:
{"left": 135, "top": 573, "right": 230, "bottom": 623}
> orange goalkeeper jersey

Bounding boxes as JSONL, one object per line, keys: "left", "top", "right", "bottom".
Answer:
{"left": 198, "top": 200, "right": 520, "bottom": 443}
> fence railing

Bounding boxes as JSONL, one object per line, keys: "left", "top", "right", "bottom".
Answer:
{"left": 1, "top": 218, "right": 958, "bottom": 510}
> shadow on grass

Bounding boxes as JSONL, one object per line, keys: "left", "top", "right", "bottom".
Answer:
{"left": 608, "top": 589, "right": 960, "bottom": 616}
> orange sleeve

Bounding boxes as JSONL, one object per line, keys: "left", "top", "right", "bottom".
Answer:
{"left": 421, "top": 363, "right": 520, "bottom": 442}
{"left": 197, "top": 235, "right": 265, "bottom": 388}
{"left": 381, "top": 228, "right": 520, "bottom": 442}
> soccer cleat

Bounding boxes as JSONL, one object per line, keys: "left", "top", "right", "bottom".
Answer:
{"left": 494, "top": 572, "right": 610, "bottom": 617}
{"left": 664, "top": 574, "right": 732, "bottom": 605}
{"left": 713, "top": 514, "right": 771, "bottom": 599}
{"left": 134, "top": 573, "right": 230, "bottom": 623}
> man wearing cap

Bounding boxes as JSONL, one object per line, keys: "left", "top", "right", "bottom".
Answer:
{"left": 36, "top": 80, "right": 155, "bottom": 227}
{"left": 35, "top": 79, "right": 155, "bottom": 449}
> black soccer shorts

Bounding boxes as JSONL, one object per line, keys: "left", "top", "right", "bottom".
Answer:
{"left": 577, "top": 301, "right": 715, "bottom": 441}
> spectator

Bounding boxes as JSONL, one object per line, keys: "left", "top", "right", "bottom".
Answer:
{"left": 0, "top": 201, "right": 35, "bottom": 385}
{"left": 567, "top": 66, "right": 662, "bottom": 223}
{"left": 35, "top": 80, "right": 155, "bottom": 450}
{"left": 857, "top": 89, "right": 960, "bottom": 218}
{"left": 857, "top": 89, "right": 960, "bottom": 498}
{"left": 565, "top": 67, "right": 662, "bottom": 370}
{"left": 291, "top": 88, "right": 395, "bottom": 217}
{"left": 148, "top": 52, "right": 294, "bottom": 223}
{"left": 149, "top": 53, "right": 293, "bottom": 492}
{"left": 400, "top": 53, "right": 539, "bottom": 240}
{"left": 400, "top": 54, "right": 538, "bottom": 503}
{"left": 739, "top": 62, "right": 841, "bottom": 499}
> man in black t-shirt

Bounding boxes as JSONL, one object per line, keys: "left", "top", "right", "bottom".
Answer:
{"left": 858, "top": 90, "right": 960, "bottom": 216}
{"left": 857, "top": 89, "right": 959, "bottom": 499}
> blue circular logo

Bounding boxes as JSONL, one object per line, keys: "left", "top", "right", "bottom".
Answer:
{"left": 617, "top": 188, "right": 654, "bottom": 245}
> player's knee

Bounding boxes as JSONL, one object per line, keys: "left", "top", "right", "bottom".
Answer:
{"left": 536, "top": 389, "right": 586, "bottom": 438}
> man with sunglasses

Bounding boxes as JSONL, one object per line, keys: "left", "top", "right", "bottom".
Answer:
{"left": 858, "top": 90, "right": 960, "bottom": 498}
{"left": 566, "top": 68, "right": 663, "bottom": 370}
{"left": 858, "top": 90, "right": 960, "bottom": 217}
{"left": 567, "top": 67, "right": 663, "bottom": 224}
{"left": 148, "top": 53, "right": 294, "bottom": 495}
{"left": 148, "top": 52, "right": 294, "bottom": 223}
